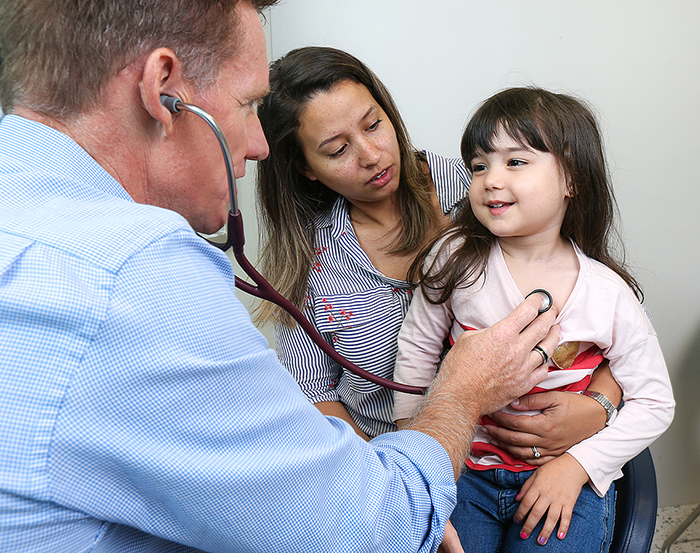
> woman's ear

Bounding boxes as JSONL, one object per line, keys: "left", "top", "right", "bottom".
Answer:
{"left": 295, "top": 160, "right": 318, "bottom": 181}
{"left": 139, "top": 48, "right": 185, "bottom": 135}
{"left": 564, "top": 171, "right": 575, "bottom": 197}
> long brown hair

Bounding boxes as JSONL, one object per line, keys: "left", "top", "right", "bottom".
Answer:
{"left": 412, "top": 87, "right": 642, "bottom": 304}
{"left": 0, "top": 0, "right": 277, "bottom": 118}
{"left": 256, "top": 46, "right": 437, "bottom": 326}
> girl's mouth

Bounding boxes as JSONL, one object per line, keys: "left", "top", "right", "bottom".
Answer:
{"left": 487, "top": 202, "right": 513, "bottom": 214}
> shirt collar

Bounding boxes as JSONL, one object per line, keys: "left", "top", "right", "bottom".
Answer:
{"left": 0, "top": 114, "right": 133, "bottom": 202}
{"left": 423, "top": 149, "right": 471, "bottom": 216}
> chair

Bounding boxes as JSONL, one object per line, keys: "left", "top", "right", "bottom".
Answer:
{"left": 609, "top": 447, "right": 658, "bottom": 553}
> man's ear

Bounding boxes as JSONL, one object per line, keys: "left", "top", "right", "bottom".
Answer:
{"left": 139, "top": 48, "right": 185, "bottom": 135}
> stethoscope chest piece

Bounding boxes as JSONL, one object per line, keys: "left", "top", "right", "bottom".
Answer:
{"left": 526, "top": 289, "right": 553, "bottom": 314}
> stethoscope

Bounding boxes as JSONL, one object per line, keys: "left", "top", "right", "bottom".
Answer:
{"left": 159, "top": 95, "right": 554, "bottom": 395}
{"left": 160, "top": 95, "right": 429, "bottom": 394}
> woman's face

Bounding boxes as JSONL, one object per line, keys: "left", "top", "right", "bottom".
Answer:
{"left": 295, "top": 80, "right": 401, "bottom": 206}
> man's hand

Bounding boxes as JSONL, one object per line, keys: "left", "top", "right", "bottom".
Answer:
{"left": 406, "top": 294, "right": 560, "bottom": 478}
{"left": 439, "top": 292, "right": 560, "bottom": 416}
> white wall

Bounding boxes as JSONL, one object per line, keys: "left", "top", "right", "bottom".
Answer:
{"left": 235, "top": 0, "right": 700, "bottom": 507}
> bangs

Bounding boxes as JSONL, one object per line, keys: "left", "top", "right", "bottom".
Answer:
{"left": 461, "top": 91, "right": 552, "bottom": 165}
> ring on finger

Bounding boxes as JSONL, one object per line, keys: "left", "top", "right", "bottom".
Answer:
{"left": 533, "top": 345, "right": 549, "bottom": 366}
{"left": 532, "top": 446, "right": 541, "bottom": 459}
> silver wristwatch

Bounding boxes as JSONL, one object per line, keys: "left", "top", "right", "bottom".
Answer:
{"left": 582, "top": 391, "right": 617, "bottom": 426}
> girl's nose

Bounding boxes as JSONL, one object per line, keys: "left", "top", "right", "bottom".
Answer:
{"left": 483, "top": 168, "right": 505, "bottom": 190}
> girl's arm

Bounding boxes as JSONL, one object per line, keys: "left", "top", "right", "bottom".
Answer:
{"left": 393, "top": 280, "right": 455, "bottom": 423}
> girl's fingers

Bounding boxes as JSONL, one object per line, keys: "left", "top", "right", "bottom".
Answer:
{"left": 519, "top": 500, "right": 547, "bottom": 542}
{"left": 536, "top": 507, "right": 562, "bottom": 545}
{"left": 555, "top": 507, "right": 572, "bottom": 541}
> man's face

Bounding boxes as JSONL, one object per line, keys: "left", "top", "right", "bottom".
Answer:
{"left": 150, "top": 2, "right": 270, "bottom": 234}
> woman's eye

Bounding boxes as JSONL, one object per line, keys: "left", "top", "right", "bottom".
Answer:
{"left": 368, "top": 119, "right": 382, "bottom": 131}
{"left": 329, "top": 144, "right": 347, "bottom": 158}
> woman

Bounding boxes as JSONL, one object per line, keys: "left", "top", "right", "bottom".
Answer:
{"left": 255, "top": 46, "right": 619, "bottom": 450}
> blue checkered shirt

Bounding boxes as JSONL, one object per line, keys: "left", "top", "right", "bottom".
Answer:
{"left": 0, "top": 115, "right": 456, "bottom": 552}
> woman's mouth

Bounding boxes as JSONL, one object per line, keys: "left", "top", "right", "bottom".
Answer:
{"left": 368, "top": 166, "right": 392, "bottom": 187}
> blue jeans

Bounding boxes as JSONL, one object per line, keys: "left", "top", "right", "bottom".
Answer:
{"left": 451, "top": 468, "right": 616, "bottom": 552}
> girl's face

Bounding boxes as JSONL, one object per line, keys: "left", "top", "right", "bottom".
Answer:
{"left": 295, "top": 80, "right": 401, "bottom": 207}
{"left": 468, "top": 128, "right": 570, "bottom": 246}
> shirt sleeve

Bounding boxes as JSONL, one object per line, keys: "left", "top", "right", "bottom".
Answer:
{"left": 48, "top": 229, "right": 456, "bottom": 552}
{"left": 566, "top": 287, "right": 675, "bottom": 496}
{"left": 393, "top": 281, "right": 454, "bottom": 422}
{"left": 275, "top": 291, "right": 343, "bottom": 405}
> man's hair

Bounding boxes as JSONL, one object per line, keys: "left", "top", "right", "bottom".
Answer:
{"left": 0, "top": 0, "right": 277, "bottom": 118}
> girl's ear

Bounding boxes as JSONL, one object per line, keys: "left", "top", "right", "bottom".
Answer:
{"left": 295, "top": 160, "right": 318, "bottom": 181}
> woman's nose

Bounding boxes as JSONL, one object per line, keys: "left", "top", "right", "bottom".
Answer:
{"left": 357, "top": 138, "right": 381, "bottom": 167}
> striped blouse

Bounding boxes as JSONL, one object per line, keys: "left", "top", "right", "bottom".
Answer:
{"left": 276, "top": 151, "right": 471, "bottom": 438}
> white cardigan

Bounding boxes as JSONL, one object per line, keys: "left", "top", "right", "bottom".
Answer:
{"left": 394, "top": 239, "right": 675, "bottom": 496}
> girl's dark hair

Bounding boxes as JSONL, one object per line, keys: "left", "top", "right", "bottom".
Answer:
{"left": 256, "top": 46, "right": 436, "bottom": 326}
{"left": 412, "top": 87, "right": 642, "bottom": 304}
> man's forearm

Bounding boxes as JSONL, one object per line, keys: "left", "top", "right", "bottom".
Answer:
{"left": 404, "top": 373, "right": 479, "bottom": 479}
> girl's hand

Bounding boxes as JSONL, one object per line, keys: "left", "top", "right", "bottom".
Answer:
{"left": 514, "top": 453, "right": 589, "bottom": 545}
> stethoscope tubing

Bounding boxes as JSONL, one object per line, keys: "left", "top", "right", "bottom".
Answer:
{"left": 160, "top": 95, "right": 427, "bottom": 395}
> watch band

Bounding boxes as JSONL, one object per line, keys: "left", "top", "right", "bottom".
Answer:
{"left": 581, "top": 391, "right": 617, "bottom": 425}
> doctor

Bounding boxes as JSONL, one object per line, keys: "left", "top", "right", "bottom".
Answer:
{"left": 0, "top": 0, "right": 558, "bottom": 551}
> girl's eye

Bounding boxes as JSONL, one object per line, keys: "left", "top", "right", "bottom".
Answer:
{"left": 507, "top": 159, "right": 526, "bottom": 167}
{"left": 471, "top": 163, "right": 487, "bottom": 173}
{"left": 329, "top": 144, "right": 348, "bottom": 158}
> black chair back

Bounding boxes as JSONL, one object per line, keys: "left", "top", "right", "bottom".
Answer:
{"left": 609, "top": 448, "right": 658, "bottom": 553}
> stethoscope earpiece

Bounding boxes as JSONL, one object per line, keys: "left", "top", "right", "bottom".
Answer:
{"left": 526, "top": 289, "right": 553, "bottom": 314}
{"left": 160, "top": 94, "right": 181, "bottom": 113}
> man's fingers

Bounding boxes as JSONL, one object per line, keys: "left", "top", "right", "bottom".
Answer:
{"left": 503, "top": 293, "right": 554, "bottom": 335}
{"left": 527, "top": 325, "right": 560, "bottom": 370}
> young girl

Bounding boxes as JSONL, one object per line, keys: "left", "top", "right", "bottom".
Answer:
{"left": 393, "top": 87, "right": 675, "bottom": 552}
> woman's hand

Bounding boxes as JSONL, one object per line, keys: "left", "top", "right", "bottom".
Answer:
{"left": 514, "top": 453, "right": 589, "bottom": 545}
{"left": 483, "top": 391, "right": 606, "bottom": 464}
{"left": 483, "top": 361, "right": 621, "bottom": 464}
